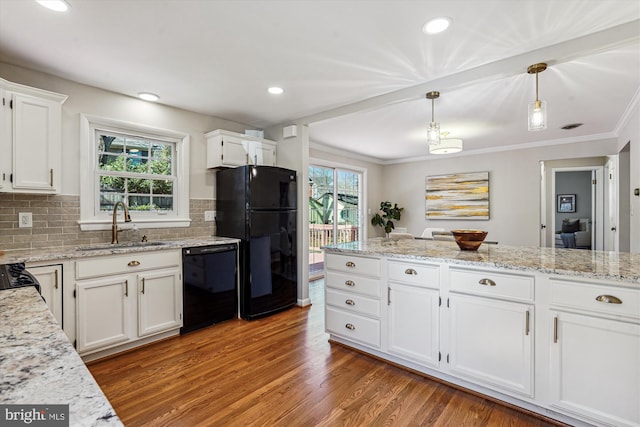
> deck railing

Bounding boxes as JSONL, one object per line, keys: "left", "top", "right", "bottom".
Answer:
{"left": 309, "top": 224, "right": 359, "bottom": 251}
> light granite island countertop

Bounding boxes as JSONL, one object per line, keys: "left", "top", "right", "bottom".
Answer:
{"left": 0, "top": 287, "right": 122, "bottom": 426}
{"left": 323, "top": 238, "right": 640, "bottom": 285}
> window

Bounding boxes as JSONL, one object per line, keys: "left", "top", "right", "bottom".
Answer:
{"left": 79, "top": 114, "right": 190, "bottom": 230}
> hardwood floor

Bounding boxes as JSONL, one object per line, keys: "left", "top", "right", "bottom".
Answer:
{"left": 89, "top": 281, "right": 560, "bottom": 426}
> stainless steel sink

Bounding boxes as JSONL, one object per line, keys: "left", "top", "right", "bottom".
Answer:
{"left": 76, "top": 241, "right": 171, "bottom": 251}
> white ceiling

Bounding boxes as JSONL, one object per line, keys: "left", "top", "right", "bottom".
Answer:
{"left": 0, "top": 0, "right": 638, "bottom": 162}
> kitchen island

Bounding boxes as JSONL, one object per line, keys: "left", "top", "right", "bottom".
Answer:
{"left": 323, "top": 238, "right": 640, "bottom": 427}
{"left": 0, "top": 287, "right": 122, "bottom": 426}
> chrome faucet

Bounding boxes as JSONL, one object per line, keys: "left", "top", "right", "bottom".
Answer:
{"left": 111, "top": 201, "right": 132, "bottom": 244}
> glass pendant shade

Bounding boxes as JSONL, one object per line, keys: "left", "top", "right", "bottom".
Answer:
{"left": 427, "top": 122, "right": 441, "bottom": 146}
{"left": 528, "top": 99, "right": 547, "bottom": 131}
{"left": 429, "top": 138, "right": 462, "bottom": 154}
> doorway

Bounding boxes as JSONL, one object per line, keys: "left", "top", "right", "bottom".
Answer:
{"left": 308, "top": 163, "right": 364, "bottom": 280}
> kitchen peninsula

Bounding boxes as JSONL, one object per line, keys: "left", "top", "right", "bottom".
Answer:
{"left": 323, "top": 238, "right": 640, "bottom": 427}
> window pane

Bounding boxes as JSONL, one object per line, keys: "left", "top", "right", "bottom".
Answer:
{"left": 100, "top": 175, "right": 125, "bottom": 192}
{"left": 98, "top": 135, "right": 124, "bottom": 154}
{"left": 98, "top": 154, "right": 125, "bottom": 171}
{"left": 154, "top": 196, "right": 173, "bottom": 211}
{"left": 129, "top": 196, "right": 151, "bottom": 211}
{"left": 126, "top": 156, "right": 149, "bottom": 173}
{"left": 126, "top": 139, "right": 149, "bottom": 156}
{"left": 100, "top": 193, "right": 124, "bottom": 211}
{"left": 128, "top": 178, "right": 151, "bottom": 194}
{"left": 152, "top": 179, "right": 173, "bottom": 195}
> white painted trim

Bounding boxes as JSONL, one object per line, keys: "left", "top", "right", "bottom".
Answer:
{"left": 78, "top": 114, "right": 190, "bottom": 229}
{"left": 614, "top": 86, "right": 640, "bottom": 139}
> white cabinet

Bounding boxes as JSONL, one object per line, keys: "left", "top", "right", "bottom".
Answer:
{"left": 324, "top": 253, "right": 382, "bottom": 348}
{"left": 75, "top": 250, "right": 182, "bottom": 356}
{"left": 447, "top": 267, "right": 534, "bottom": 397}
{"left": 138, "top": 269, "right": 182, "bottom": 337}
{"left": 548, "top": 279, "right": 640, "bottom": 427}
{"left": 27, "top": 263, "right": 63, "bottom": 325}
{"left": 387, "top": 260, "right": 440, "bottom": 368}
{"left": 0, "top": 78, "right": 67, "bottom": 193}
{"left": 205, "top": 129, "right": 276, "bottom": 168}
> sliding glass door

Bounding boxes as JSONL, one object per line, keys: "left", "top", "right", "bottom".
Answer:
{"left": 308, "top": 165, "right": 363, "bottom": 280}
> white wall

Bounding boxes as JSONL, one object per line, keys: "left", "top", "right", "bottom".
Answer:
{"left": 0, "top": 62, "right": 250, "bottom": 199}
{"left": 617, "top": 101, "right": 639, "bottom": 252}
{"left": 382, "top": 140, "right": 618, "bottom": 247}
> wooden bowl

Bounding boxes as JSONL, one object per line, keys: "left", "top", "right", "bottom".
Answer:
{"left": 451, "top": 230, "right": 488, "bottom": 251}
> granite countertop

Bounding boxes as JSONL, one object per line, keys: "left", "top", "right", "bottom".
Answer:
{"left": 323, "top": 238, "right": 640, "bottom": 285}
{"left": 0, "top": 287, "right": 122, "bottom": 426}
{"left": 0, "top": 236, "right": 240, "bottom": 265}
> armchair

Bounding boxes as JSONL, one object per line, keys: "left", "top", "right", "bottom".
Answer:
{"left": 555, "top": 218, "right": 591, "bottom": 249}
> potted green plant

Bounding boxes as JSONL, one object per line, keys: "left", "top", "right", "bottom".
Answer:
{"left": 371, "top": 201, "right": 404, "bottom": 236}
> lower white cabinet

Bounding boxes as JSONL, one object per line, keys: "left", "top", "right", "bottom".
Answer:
{"left": 28, "top": 263, "right": 63, "bottom": 325}
{"left": 138, "top": 269, "right": 182, "bottom": 337}
{"left": 549, "top": 311, "right": 640, "bottom": 427}
{"left": 75, "top": 250, "right": 182, "bottom": 356}
{"left": 387, "top": 282, "right": 440, "bottom": 368}
{"left": 448, "top": 294, "right": 533, "bottom": 397}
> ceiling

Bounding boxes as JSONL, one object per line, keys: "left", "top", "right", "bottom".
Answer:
{"left": 0, "top": 1, "right": 638, "bottom": 163}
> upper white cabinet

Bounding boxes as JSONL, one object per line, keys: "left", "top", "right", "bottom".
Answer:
{"left": 0, "top": 78, "right": 67, "bottom": 193}
{"left": 205, "top": 129, "right": 276, "bottom": 168}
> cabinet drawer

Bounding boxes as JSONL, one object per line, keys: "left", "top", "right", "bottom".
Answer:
{"left": 449, "top": 268, "right": 534, "bottom": 302}
{"left": 325, "top": 271, "right": 380, "bottom": 298}
{"left": 325, "top": 306, "right": 380, "bottom": 348}
{"left": 550, "top": 279, "right": 640, "bottom": 320}
{"left": 326, "top": 288, "right": 380, "bottom": 317}
{"left": 325, "top": 253, "right": 380, "bottom": 277}
{"left": 76, "top": 250, "right": 181, "bottom": 280}
{"left": 388, "top": 260, "right": 439, "bottom": 289}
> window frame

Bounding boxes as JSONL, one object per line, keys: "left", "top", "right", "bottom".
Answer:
{"left": 79, "top": 114, "right": 190, "bottom": 231}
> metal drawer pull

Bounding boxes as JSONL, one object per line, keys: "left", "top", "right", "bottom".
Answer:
{"left": 125, "top": 279, "right": 129, "bottom": 297}
{"left": 345, "top": 299, "right": 355, "bottom": 306}
{"left": 553, "top": 316, "right": 558, "bottom": 343}
{"left": 595, "top": 295, "right": 622, "bottom": 304}
{"left": 54, "top": 270, "right": 59, "bottom": 289}
{"left": 405, "top": 268, "right": 417, "bottom": 275}
{"left": 478, "top": 278, "right": 496, "bottom": 286}
{"left": 345, "top": 323, "right": 355, "bottom": 330}
{"left": 141, "top": 278, "right": 146, "bottom": 294}
{"left": 345, "top": 261, "right": 356, "bottom": 268}
{"left": 128, "top": 260, "right": 141, "bottom": 267}
{"left": 345, "top": 280, "right": 355, "bottom": 287}
{"left": 525, "top": 310, "right": 530, "bottom": 336}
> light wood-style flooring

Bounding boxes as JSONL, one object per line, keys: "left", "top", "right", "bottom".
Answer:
{"left": 89, "top": 281, "right": 561, "bottom": 426}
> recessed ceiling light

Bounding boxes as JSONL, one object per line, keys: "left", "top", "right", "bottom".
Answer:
{"left": 267, "top": 87, "right": 284, "bottom": 95}
{"left": 138, "top": 92, "right": 159, "bottom": 102}
{"left": 422, "top": 17, "right": 451, "bottom": 35}
{"left": 36, "top": 0, "right": 71, "bottom": 12}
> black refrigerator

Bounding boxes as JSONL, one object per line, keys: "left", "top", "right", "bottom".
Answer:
{"left": 216, "top": 165, "right": 297, "bottom": 320}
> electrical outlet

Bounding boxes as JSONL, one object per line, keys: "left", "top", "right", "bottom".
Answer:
{"left": 204, "top": 210, "right": 216, "bottom": 222}
{"left": 18, "top": 212, "right": 32, "bottom": 228}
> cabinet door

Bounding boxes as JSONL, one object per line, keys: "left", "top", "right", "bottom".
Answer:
{"left": 11, "top": 92, "right": 62, "bottom": 192}
{"left": 137, "top": 268, "right": 182, "bottom": 337}
{"left": 221, "top": 136, "right": 249, "bottom": 167}
{"left": 248, "top": 142, "right": 276, "bottom": 166}
{"left": 29, "top": 264, "right": 63, "bottom": 325}
{"left": 388, "top": 283, "right": 440, "bottom": 368}
{"left": 448, "top": 294, "right": 533, "bottom": 397}
{"left": 0, "top": 87, "right": 8, "bottom": 190}
{"left": 76, "top": 276, "right": 131, "bottom": 353}
{"left": 549, "top": 311, "right": 640, "bottom": 427}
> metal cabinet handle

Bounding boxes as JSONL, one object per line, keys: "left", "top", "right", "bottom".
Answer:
{"left": 595, "top": 294, "right": 622, "bottom": 304}
{"left": 128, "top": 260, "right": 141, "bottom": 267}
{"left": 553, "top": 316, "right": 558, "bottom": 343}
{"left": 478, "top": 278, "right": 496, "bottom": 286}
{"left": 54, "top": 269, "right": 59, "bottom": 289}
{"left": 388, "top": 287, "right": 391, "bottom": 306}
{"left": 345, "top": 299, "right": 355, "bottom": 306}
{"left": 345, "top": 261, "right": 356, "bottom": 268}
{"left": 125, "top": 279, "right": 129, "bottom": 297}
{"left": 525, "top": 310, "right": 530, "bottom": 336}
{"left": 345, "top": 280, "right": 355, "bottom": 287}
{"left": 345, "top": 323, "right": 355, "bottom": 330}
{"left": 50, "top": 169, "right": 53, "bottom": 187}
{"left": 405, "top": 268, "right": 417, "bottom": 275}
{"left": 141, "top": 278, "right": 145, "bottom": 294}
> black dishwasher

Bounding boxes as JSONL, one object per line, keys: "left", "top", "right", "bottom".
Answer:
{"left": 181, "top": 244, "right": 237, "bottom": 334}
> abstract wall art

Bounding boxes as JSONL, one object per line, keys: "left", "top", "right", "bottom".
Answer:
{"left": 425, "top": 172, "right": 490, "bottom": 219}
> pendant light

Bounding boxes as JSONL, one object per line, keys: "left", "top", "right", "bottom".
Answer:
{"left": 527, "top": 63, "right": 547, "bottom": 131}
{"left": 426, "top": 91, "right": 441, "bottom": 146}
